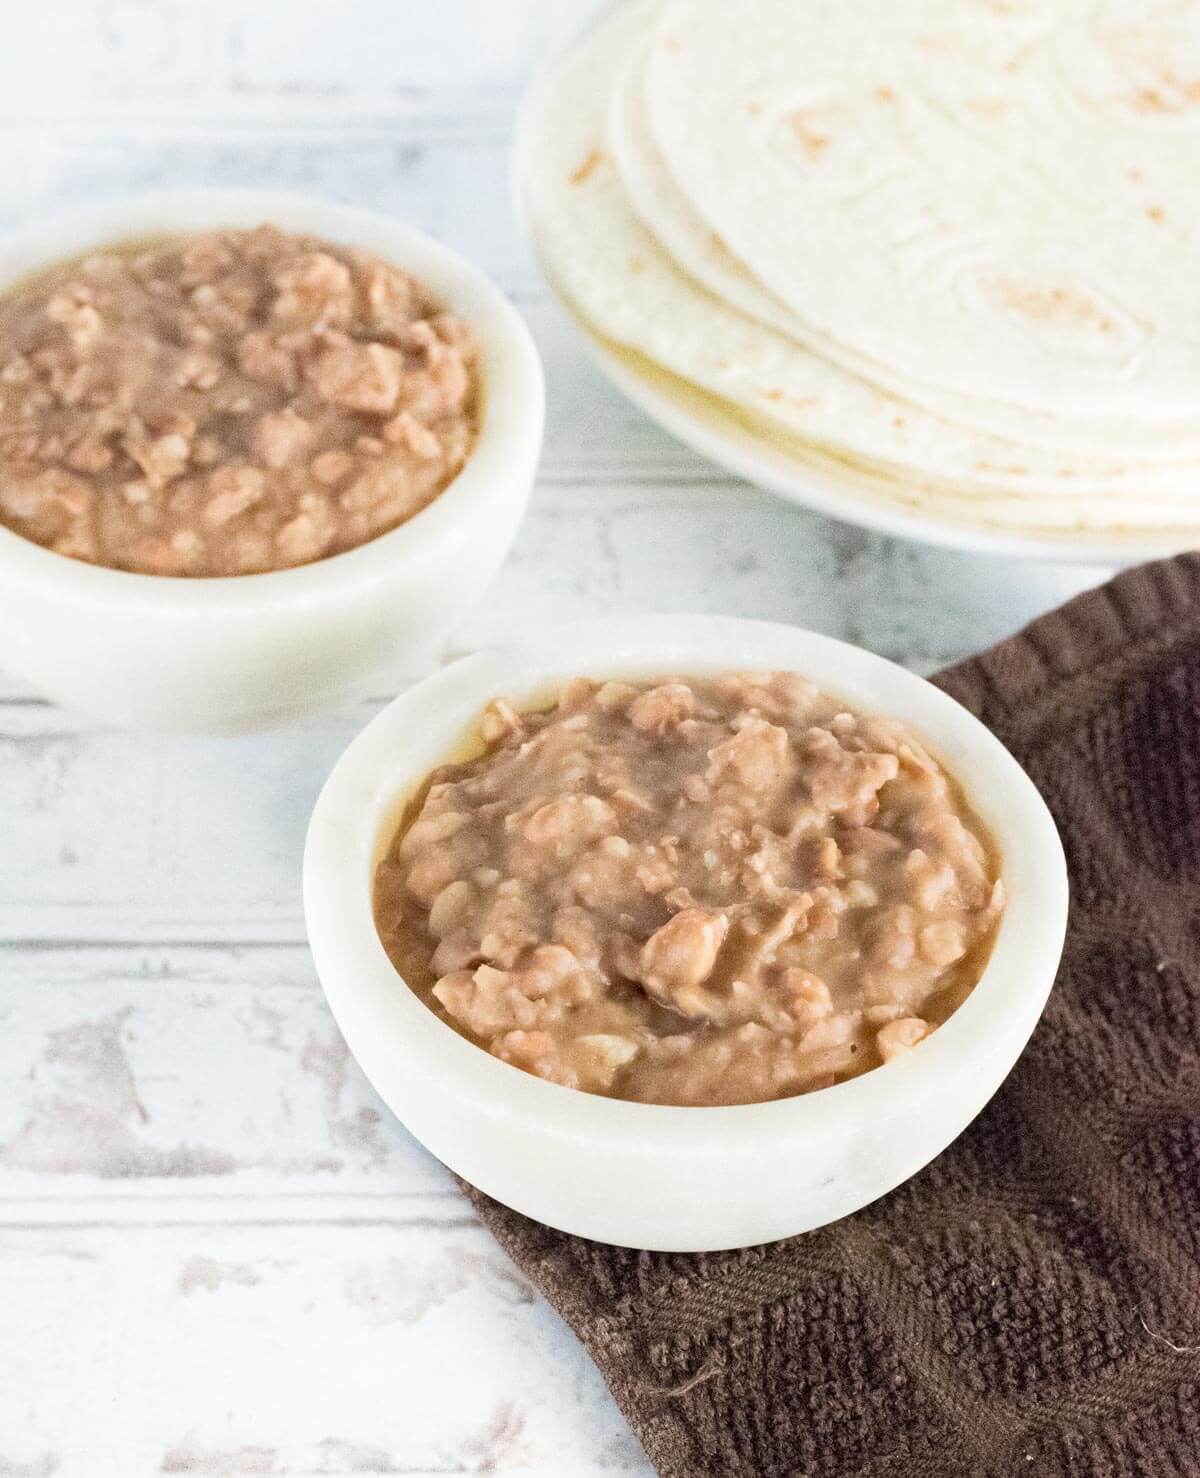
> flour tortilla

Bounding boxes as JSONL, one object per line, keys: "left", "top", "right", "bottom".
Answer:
{"left": 611, "top": 23, "right": 1200, "bottom": 462}
{"left": 647, "top": 0, "right": 1200, "bottom": 424}
{"left": 518, "top": 0, "right": 1200, "bottom": 524}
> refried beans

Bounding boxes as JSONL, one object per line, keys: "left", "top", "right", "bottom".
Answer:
{"left": 374, "top": 673, "right": 1005, "bottom": 1107}
{"left": 0, "top": 225, "right": 479, "bottom": 575}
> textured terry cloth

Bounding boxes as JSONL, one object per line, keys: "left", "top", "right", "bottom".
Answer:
{"left": 464, "top": 553, "right": 1200, "bottom": 1478}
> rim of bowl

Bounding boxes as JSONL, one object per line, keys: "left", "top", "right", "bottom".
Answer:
{"left": 304, "top": 614, "right": 1070, "bottom": 1156}
{"left": 0, "top": 188, "right": 545, "bottom": 613}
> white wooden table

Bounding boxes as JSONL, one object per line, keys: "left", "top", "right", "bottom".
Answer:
{"left": 0, "top": 5, "right": 1108, "bottom": 1474}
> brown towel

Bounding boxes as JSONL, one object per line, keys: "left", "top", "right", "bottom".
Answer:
{"left": 465, "top": 553, "right": 1200, "bottom": 1478}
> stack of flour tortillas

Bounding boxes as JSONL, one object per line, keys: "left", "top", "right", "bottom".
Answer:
{"left": 519, "top": 0, "right": 1200, "bottom": 540}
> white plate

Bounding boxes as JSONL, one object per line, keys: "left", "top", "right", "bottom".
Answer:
{"left": 512, "top": 42, "right": 1197, "bottom": 571}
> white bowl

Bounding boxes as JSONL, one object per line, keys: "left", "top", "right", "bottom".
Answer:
{"left": 304, "top": 615, "right": 1068, "bottom": 1252}
{"left": 0, "top": 190, "right": 544, "bottom": 733}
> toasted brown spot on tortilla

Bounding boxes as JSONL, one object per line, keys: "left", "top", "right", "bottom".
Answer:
{"left": 1147, "top": 204, "right": 1166, "bottom": 224}
{"left": 570, "top": 149, "right": 606, "bottom": 186}
{"left": 789, "top": 112, "right": 832, "bottom": 159}
{"left": 1130, "top": 69, "right": 1200, "bottom": 112}
{"left": 1133, "top": 87, "right": 1171, "bottom": 112}
{"left": 987, "top": 277, "right": 1117, "bottom": 335}
{"left": 966, "top": 96, "right": 1009, "bottom": 119}
{"left": 874, "top": 85, "right": 898, "bottom": 104}
{"left": 917, "top": 32, "right": 962, "bottom": 54}
{"left": 1164, "top": 68, "right": 1200, "bottom": 99}
{"left": 1127, "top": 73, "right": 1200, "bottom": 113}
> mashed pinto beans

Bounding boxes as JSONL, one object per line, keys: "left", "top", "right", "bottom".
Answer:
{"left": 374, "top": 673, "right": 1005, "bottom": 1107}
{"left": 0, "top": 226, "right": 478, "bottom": 575}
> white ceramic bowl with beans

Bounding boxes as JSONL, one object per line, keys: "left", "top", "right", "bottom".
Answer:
{"left": 0, "top": 190, "right": 544, "bottom": 733}
{"left": 304, "top": 615, "right": 1069, "bottom": 1252}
